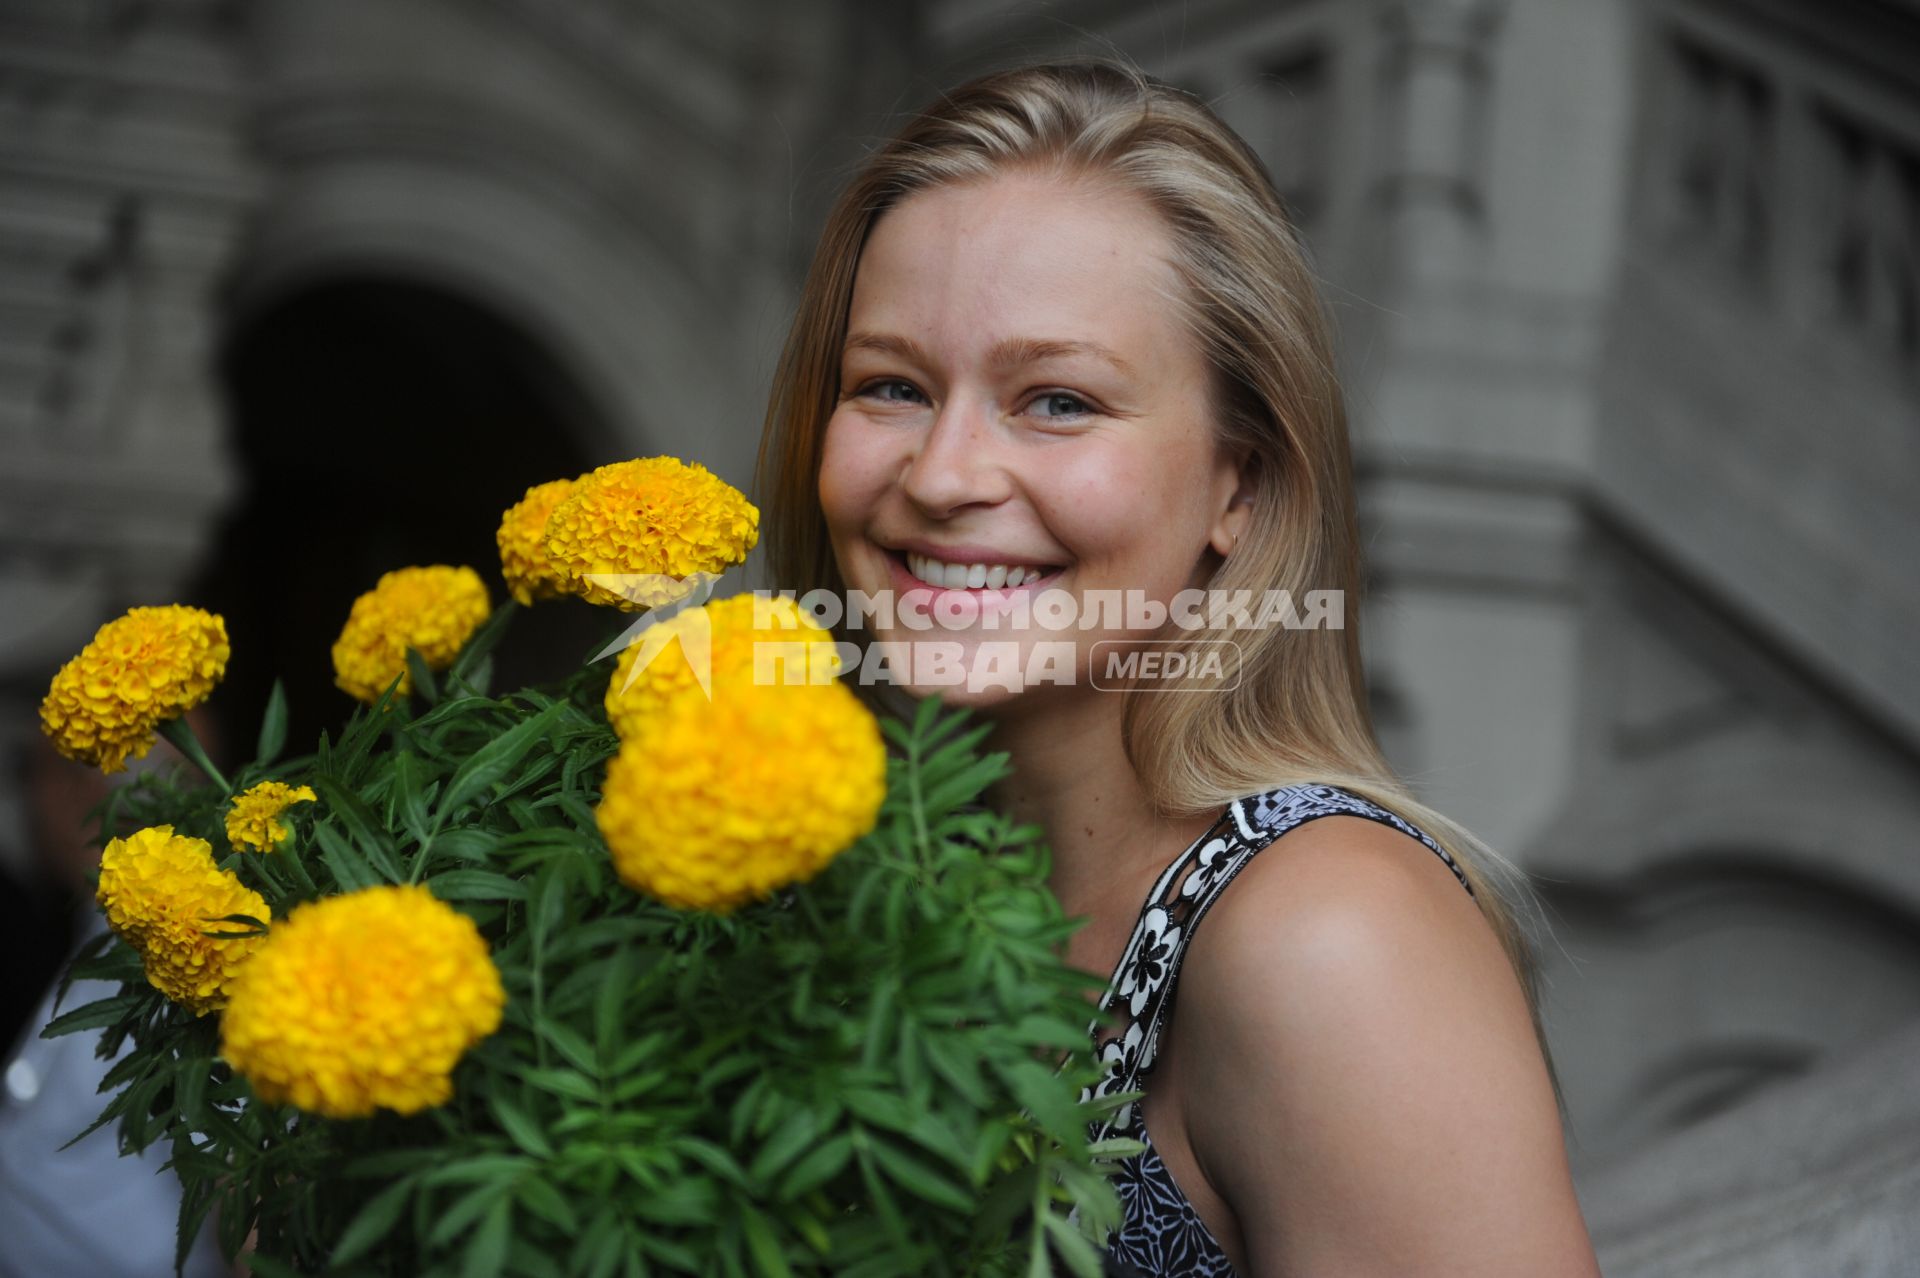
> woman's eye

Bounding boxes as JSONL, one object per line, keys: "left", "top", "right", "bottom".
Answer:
{"left": 859, "top": 379, "right": 926, "bottom": 405}
{"left": 1030, "top": 391, "right": 1093, "bottom": 420}
{"left": 851, "top": 380, "right": 1093, "bottom": 421}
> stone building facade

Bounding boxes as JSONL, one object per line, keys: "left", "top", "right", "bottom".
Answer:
{"left": 2, "top": 0, "right": 1916, "bottom": 1270}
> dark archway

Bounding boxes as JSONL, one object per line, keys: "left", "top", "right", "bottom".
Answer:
{"left": 195, "top": 277, "right": 614, "bottom": 763}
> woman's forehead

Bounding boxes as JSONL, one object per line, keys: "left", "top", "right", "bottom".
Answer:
{"left": 846, "top": 174, "right": 1186, "bottom": 366}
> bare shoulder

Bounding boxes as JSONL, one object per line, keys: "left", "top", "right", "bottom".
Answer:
{"left": 1171, "top": 814, "right": 1601, "bottom": 1276}
{"left": 1190, "top": 813, "right": 1508, "bottom": 998}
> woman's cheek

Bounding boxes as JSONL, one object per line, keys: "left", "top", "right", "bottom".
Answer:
{"left": 817, "top": 413, "right": 883, "bottom": 529}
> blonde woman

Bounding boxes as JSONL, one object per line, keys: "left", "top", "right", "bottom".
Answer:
{"left": 755, "top": 57, "right": 1602, "bottom": 1277}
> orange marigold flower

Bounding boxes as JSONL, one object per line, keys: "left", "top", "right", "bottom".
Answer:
{"left": 39, "top": 605, "right": 230, "bottom": 774}
{"left": 604, "top": 593, "right": 840, "bottom": 740}
{"left": 543, "top": 457, "right": 758, "bottom": 610}
{"left": 96, "top": 825, "right": 269, "bottom": 1016}
{"left": 595, "top": 677, "right": 885, "bottom": 913}
{"left": 219, "top": 885, "right": 506, "bottom": 1118}
{"left": 225, "top": 779, "right": 318, "bottom": 853}
{"left": 495, "top": 477, "right": 577, "bottom": 606}
{"left": 330, "top": 566, "right": 491, "bottom": 703}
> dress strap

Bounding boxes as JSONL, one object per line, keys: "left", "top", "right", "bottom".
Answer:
{"left": 1084, "top": 784, "right": 1473, "bottom": 1140}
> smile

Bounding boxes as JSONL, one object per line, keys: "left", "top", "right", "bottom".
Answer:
{"left": 904, "top": 552, "right": 1061, "bottom": 590}
{"left": 882, "top": 547, "right": 1067, "bottom": 594}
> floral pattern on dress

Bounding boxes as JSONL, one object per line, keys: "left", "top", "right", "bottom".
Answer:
{"left": 1084, "top": 782, "right": 1473, "bottom": 1277}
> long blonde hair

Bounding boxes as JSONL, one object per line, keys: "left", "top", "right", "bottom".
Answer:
{"left": 753, "top": 54, "right": 1561, "bottom": 1102}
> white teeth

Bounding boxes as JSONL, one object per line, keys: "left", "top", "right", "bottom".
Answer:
{"left": 902, "top": 552, "right": 1051, "bottom": 589}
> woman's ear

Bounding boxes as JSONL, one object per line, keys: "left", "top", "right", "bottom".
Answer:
{"left": 1208, "top": 446, "right": 1257, "bottom": 558}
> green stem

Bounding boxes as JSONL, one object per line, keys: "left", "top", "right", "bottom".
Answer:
{"left": 251, "top": 852, "right": 288, "bottom": 898}
{"left": 282, "top": 843, "right": 320, "bottom": 899}
{"left": 157, "top": 717, "right": 232, "bottom": 794}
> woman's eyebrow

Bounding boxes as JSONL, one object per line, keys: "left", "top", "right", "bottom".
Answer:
{"left": 843, "top": 331, "right": 1135, "bottom": 376}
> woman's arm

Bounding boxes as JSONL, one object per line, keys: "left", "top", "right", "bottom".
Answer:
{"left": 1175, "top": 815, "right": 1602, "bottom": 1277}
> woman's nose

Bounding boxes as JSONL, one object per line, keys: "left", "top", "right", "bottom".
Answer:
{"left": 897, "top": 393, "right": 1013, "bottom": 517}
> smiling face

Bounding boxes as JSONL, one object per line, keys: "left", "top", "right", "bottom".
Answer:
{"left": 817, "top": 170, "right": 1251, "bottom": 709}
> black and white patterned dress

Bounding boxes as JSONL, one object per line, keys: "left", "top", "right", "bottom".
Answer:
{"left": 1083, "top": 784, "right": 1474, "bottom": 1277}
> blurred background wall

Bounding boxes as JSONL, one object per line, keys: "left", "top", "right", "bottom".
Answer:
{"left": 2, "top": 0, "right": 1916, "bottom": 1271}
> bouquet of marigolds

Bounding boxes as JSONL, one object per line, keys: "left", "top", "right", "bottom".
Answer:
{"left": 36, "top": 458, "right": 1136, "bottom": 1278}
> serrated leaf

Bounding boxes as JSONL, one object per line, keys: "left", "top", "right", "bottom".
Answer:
{"left": 41, "top": 993, "right": 142, "bottom": 1038}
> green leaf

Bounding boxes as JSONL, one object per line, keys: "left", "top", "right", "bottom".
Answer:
{"left": 522, "top": 1069, "right": 599, "bottom": 1103}
{"left": 449, "top": 599, "right": 518, "bottom": 686}
{"left": 41, "top": 993, "right": 142, "bottom": 1039}
{"left": 332, "top": 1176, "right": 417, "bottom": 1265}
{"left": 462, "top": 1196, "right": 511, "bottom": 1278}
{"left": 309, "top": 776, "right": 405, "bottom": 883}
{"left": 438, "top": 703, "right": 565, "bottom": 822}
{"left": 628, "top": 1177, "right": 719, "bottom": 1227}
{"left": 488, "top": 1093, "right": 553, "bottom": 1160}
{"left": 313, "top": 822, "right": 379, "bottom": 892}
{"left": 864, "top": 1134, "right": 974, "bottom": 1213}
{"left": 739, "top": 1205, "right": 794, "bottom": 1278}
{"left": 515, "top": 1174, "right": 578, "bottom": 1233}
{"left": 1042, "top": 1210, "right": 1107, "bottom": 1278}
{"left": 593, "top": 947, "right": 635, "bottom": 1064}
{"left": 242, "top": 1253, "right": 303, "bottom": 1278}
{"left": 405, "top": 647, "right": 440, "bottom": 707}
{"left": 747, "top": 1107, "right": 818, "bottom": 1184}
{"left": 674, "top": 1136, "right": 747, "bottom": 1187}
{"left": 422, "top": 1155, "right": 535, "bottom": 1188}
{"left": 393, "top": 751, "right": 432, "bottom": 846}
{"left": 256, "top": 679, "right": 289, "bottom": 767}
{"left": 427, "top": 1180, "right": 513, "bottom": 1248}
{"left": 427, "top": 870, "right": 529, "bottom": 902}
{"left": 921, "top": 754, "right": 1010, "bottom": 816}
{"left": 777, "top": 1133, "right": 852, "bottom": 1199}
{"left": 538, "top": 1017, "right": 600, "bottom": 1076}
{"left": 173, "top": 1177, "right": 217, "bottom": 1277}
{"left": 923, "top": 1032, "right": 990, "bottom": 1108}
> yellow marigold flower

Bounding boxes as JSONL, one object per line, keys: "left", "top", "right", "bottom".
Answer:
{"left": 39, "top": 605, "right": 229, "bottom": 774}
{"left": 331, "top": 566, "right": 491, "bottom": 704}
{"left": 226, "top": 780, "right": 318, "bottom": 853}
{"left": 220, "top": 885, "right": 505, "bottom": 1119}
{"left": 604, "top": 594, "right": 840, "bottom": 740}
{"left": 596, "top": 678, "right": 886, "bottom": 912}
{"left": 544, "top": 457, "right": 759, "bottom": 610}
{"left": 96, "top": 825, "right": 270, "bottom": 1016}
{"left": 495, "top": 477, "right": 577, "bottom": 606}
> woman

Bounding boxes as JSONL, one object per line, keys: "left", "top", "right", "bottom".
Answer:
{"left": 755, "top": 56, "right": 1602, "bottom": 1277}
